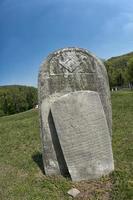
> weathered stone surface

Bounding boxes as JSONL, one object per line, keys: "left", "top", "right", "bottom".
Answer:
{"left": 51, "top": 91, "right": 114, "bottom": 181}
{"left": 38, "top": 47, "right": 113, "bottom": 178}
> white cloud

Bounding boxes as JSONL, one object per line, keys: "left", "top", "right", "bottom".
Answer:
{"left": 103, "top": 11, "right": 133, "bottom": 36}
{"left": 121, "top": 12, "right": 133, "bottom": 35}
{"left": 123, "top": 22, "right": 133, "bottom": 35}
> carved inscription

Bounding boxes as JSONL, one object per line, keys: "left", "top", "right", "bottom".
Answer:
{"left": 51, "top": 91, "right": 114, "bottom": 181}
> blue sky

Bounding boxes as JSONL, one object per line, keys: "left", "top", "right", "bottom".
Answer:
{"left": 0, "top": 0, "right": 133, "bottom": 86}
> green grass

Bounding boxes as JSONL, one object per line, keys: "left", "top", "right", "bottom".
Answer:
{"left": 0, "top": 91, "right": 133, "bottom": 200}
{"left": 111, "top": 91, "right": 133, "bottom": 200}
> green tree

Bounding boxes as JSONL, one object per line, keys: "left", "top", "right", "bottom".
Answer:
{"left": 105, "top": 60, "right": 128, "bottom": 88}
{"left": 127, "top": 58, "right": 133, "bottom": 88}
{"left": 0, "top": 85, "right": 38, "bottom": 116}
{"left": 3, "top": 93, "right": 8, "bottom": 114}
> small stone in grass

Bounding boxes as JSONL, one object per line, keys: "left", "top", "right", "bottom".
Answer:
{"left": 67, "top": 188, "right": 80, "bottom": 198}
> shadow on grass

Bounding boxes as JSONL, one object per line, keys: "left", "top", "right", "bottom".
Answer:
{"left": 32, "top": 152, "right": 45, "bottom": 174}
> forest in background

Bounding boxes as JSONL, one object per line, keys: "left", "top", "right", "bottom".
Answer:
{"left": 104, "top": 51, "right": 133, "bottom": 88}
{"left": 0, "top": 85, "right": 37, "bottom": 117}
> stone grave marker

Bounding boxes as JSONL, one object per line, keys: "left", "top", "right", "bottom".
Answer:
{"left": 38, "top": 47, "right": 114, "bottom": 180}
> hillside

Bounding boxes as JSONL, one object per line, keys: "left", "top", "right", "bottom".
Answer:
{"left": 105, "top": 52, "right": 133, "bottom": 88}
{"left": 0, "top": 91, "right": 133, "bottom": 200}
{"left": 0, "top": 85, "right": 37, "bottom": 116}
{"left": 107, "top": 52, "right": 133, "bottom": 68}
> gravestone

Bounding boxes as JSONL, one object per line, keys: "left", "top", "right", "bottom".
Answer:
{"left": 38, "top": 47, "right": 114, "bottom": 180}
{"left": 51, "top": 91, "right": 114, "bottom": 181}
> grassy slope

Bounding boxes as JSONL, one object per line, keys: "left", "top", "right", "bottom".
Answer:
{"left": 111, "top": 91, "right": 133, "bottom": 199}
{"left": 0, "top": 92, "right": 133, "bottom": 200}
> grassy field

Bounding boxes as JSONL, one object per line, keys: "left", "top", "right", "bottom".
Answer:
{"left": 0, "top": 91, "right": 133, "bottom": 200}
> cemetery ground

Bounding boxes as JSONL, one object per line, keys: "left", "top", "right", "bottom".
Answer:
{"left": 0, "top": 91, "right": 133, "bottom": 200}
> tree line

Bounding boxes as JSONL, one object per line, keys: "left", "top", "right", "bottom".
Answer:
{"left": 0, "top": 85, "right": 37, "bottom": 117}
{"left": 104, "top": 52, "right": 133, "bottom": 89}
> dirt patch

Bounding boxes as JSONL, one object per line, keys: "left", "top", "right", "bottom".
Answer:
{"left": 72, "top": 176, "right": 112, "bottom": 200}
